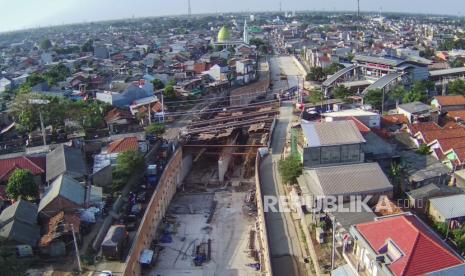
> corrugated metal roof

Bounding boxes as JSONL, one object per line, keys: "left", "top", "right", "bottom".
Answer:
{"left": 46, "top": 144, "right": 87, "bottom": 182}
{"left": 301, "top": 120, "right": 366, "bottom": 147}
{"left": 299, "top": 163, "right": 392, "bottom": 196}
{"left": 430, "top": 67, "right": 465, "bottom": 77}
{"left": 429, "top": 194, "right": 465, "bottom": 219}
{"left": 39, "top": 174, "right": 85, "bottom": 213}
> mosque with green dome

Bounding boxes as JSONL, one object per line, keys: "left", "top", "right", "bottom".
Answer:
{"left": 212, "top": 22, "right": 250, "bottom": 48}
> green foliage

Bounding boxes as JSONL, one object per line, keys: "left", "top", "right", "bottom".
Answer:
{"left": 44, "top": 63, "right": 71, "bottom": 86}
{"left": 278, "top": 154, "right": 302, "bottom": 185}
{"left": 448, "top": 79, "right": 465, "bottom": 96}
{"left": 364, "top": 89, "right": 383, "bottom": 110}
{"left": 249, "top": 38, "right": 269, "bottom": 54}
{"left": 11, "top": 93, "right": 110, "bottom": 132}
{"left": 323, "top": 63, "right": 344, "bottom": 75}
{"left": 403, "top": 81, "right": 431, "bottom": 103}
{"left": 449, "top": 59, "right": 464, "bottom": 68}
{"left": 81, "top": 39, "right": 94, "bottom": 52}
{"left": 6, "top": 169, "right": 37, "bottom": 200}
{"left": 145, "top": 123, "right": 165, "bottom": 136}
{"left": 388, "top": 163, "right": 404, "bottom": 198}
{"left": 309, "top": 89, "right": 324, "bottom": 104}
{"left": 333, "top": 85, "right": 352, "bottom": 99}
{"left": 40, "top": 38, "right": 52, "bottom": 50}
{"left": 306, "top": 67, "right": 325, "bottom": 81}
{"left": 152, "top": 79, "right": 165, "bottom": 90}
{"left": 439, "top": 38, "right": 465, "bottom": 51}
{"left": 416, "top": 144, "right": 431, "bottom": 155}
{"left": 164, "top": 85, "right": 176, "bottom": 100}
{"left": 112, "top": 151, "right": 145, "bottom": 191}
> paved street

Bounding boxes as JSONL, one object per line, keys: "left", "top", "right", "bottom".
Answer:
{"left": 259, "top": 56, "right": 310, "bottom": 276}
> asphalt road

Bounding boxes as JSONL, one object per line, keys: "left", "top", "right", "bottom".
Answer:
{"left": 260, "top": 56, "right": 310, "bottom": 276}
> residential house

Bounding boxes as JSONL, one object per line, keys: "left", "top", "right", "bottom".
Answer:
{"left": 397, "top": 102, "right": 433, "bottom": 123}
{"left": 300, "top": 120, "right": 366, "bottom": 168}
{"left": 38, "top": 174, "right": 85, "bottom": 218}
{"left": 92, "top": 137, "right": 143, "bottom": 187}
{"left": 431, "top": 95, "right": 465, "bottom": 113}
{"left": 428, "top": 194, "right": 465, "bottom": 224}
{"left": 344, "top": 213, "right": 464, "bottom": 276}
{"left": 400, "top": 151, "right": 450, "bottom": 191}
{"left": 0, "top": 199, "right": 40, "bottom": 246}
{"left": 105, "top": 108, "right": 137, "bottom": 134}
{"left": 46, "top": 144, "right": 87, "bottom": 183}
{"left": 235, "top": 59, "right": 256, "bottom": 85}
{"left": 298, "top": 162, "right": 393, "bottom": 204}
{"left": 207, "top": 64, "right": 230, "bottom": 82}
{"left": 39, "top": 211, "right": 81, "bottom": 256}
{"left": 96, "top": 81, "right": 154, "bottom": 108}
{"left": 0, "top": 156, "right": 46, "bottom": 184}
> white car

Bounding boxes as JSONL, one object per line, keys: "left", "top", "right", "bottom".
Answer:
{"left": 99, "top": 271, "right": 112, "bottom": 276}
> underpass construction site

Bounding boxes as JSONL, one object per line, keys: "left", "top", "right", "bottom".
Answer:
{"left": 148, "top": 91, "right": 277, "bottom": 275}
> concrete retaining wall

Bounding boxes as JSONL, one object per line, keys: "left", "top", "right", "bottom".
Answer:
{"left": 255, "top": 153, "right": 273, "bottom": 276}
{"left": 123, "top": 147, "right": 183, "bottom": 276}
{"left": 292, "top": 56, "right": 308, "bottom": 77}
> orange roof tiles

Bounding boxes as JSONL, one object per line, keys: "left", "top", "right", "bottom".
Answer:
{"left": 435, "top": 95, "right": 465, "bottom": 106}
{"left": 107, "top": 137, "right": 139, "bottom": 154}
{"left": 446, "top": 110, "right": 465, "bottom": 121}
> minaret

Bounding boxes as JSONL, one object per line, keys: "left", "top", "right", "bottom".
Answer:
{"left": 243, "top": 20, "right": 249, "bottom": 44}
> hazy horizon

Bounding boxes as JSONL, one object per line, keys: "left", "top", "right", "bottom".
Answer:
{"left": 1, "top": 0, "right": 465, "bottom": 33}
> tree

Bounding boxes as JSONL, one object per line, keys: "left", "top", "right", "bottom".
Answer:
{"left": 333, "top": 85, "right": 351, "bottom": 99}
{"left": 306, "top": 67, "right": 325, "bottom": 81}
{"left": 278, "top": 154, "right": 302, "bottom": 185}
{"left": 152, "top": 79, "right": 165, "bottom": 90}
{"left": 448, "top": 79, "right": 465, "bottom": 96}
{"left": 388, "top": 163, "right": 404, "bottom": 198}
{"left": 40, "top": 38, "right": 52, "bottom": 51}
{"left": 145, "top": 123, "right": 165, "bottom": 136}
{"left": 390, "top": 85, "right": 407, "bottom": 107}
{"left": 403, "top": 81, "right": 429, "bottom": 103}
{"left": 416, "top": 144, "right": 431, "bottom": 155}
{"left": 323, "top": 63, "right": 344, "bottom": 75}
{"left": 81, "top": 39, "right": 94, "bottom": 52}
{"left": 112, "top": 151, "right": 145, "bottom": 191}
{"left": 164, "top": 85, "right": 176, "bottom": 99}
{"left": 309, "top": 89, "right": 324, "bottom": 105}
{"left": 449, "top": 59, "right": 464, "bottom": 68}
{"left": 6, "top": 169, "right": 37, "bottom": 200}
{"left": 364, "top": 89, "right": 384, "bottom": 110}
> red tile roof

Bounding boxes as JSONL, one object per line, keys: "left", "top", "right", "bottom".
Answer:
{"left": 435, "top": 137, "right": 465, "bottom": 153}
{"left": 382, "top": 114, "right": 408, "bottom": 126}
{"left": 0, "top": 156, "right": 46, "bottom": 182}
{"left": 421, "top": 128, "right": 465, "bottom": 144}
{"left": 435, "top": 95, "right": 465, "bottom": 106}
{"left": 356, "top": 214, "right": 463, "bottom": 276}
{"left": 107, "top": 137, "right": 139, "bottom": 154}
{"left": 408, "top": 122, "right": 441, "bottom": 135}
{"left": 105, "top": 108, "right": 134, "bottom": 124}
{"left": 446, "top": 110, "right": 465, "bottom": 121}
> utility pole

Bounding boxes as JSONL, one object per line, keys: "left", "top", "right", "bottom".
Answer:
{"left": 357, "top": 0, "right": 360, "bottom": 19}
{"left": 70, "top": 224, "right": 82, "bottom": 272}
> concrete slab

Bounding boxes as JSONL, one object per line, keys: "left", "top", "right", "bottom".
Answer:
{"left": 149, "top": 191, "right": 261, "bottom": 276}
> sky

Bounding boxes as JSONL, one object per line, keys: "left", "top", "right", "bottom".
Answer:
{"left": 1, "top": 0, "right": 465, "bottom": 32}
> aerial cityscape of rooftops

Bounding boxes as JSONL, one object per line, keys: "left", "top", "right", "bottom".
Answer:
{"left": 5, "top": 0, "right": 465, "bottom": 275}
